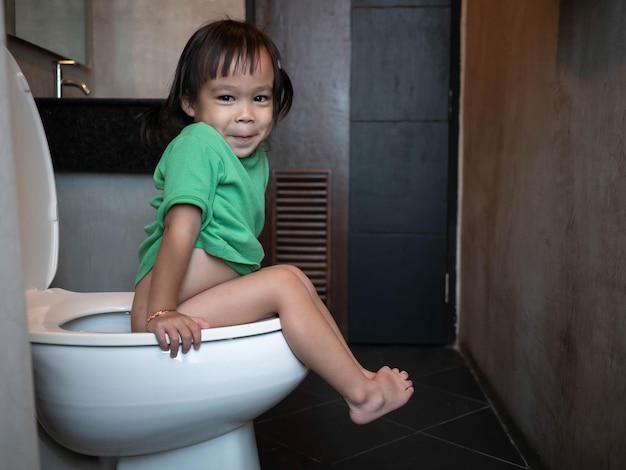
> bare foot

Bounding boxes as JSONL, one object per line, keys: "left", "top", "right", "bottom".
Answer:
{"left": 362, "top": 368, "right": 376, "bottom": 379}
{"left": 348, "top": 366, "right": 414, "bottom": 425}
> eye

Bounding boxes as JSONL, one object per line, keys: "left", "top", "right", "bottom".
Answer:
{"left": 254, "top": 95, "right": 271, "bottom": 103}
{"left": 218, "top": 95, "right": 235, "bottom": 102}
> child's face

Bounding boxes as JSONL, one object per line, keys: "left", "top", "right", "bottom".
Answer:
{"left": 182, "top": 48, "right": 275, "bottom": 158}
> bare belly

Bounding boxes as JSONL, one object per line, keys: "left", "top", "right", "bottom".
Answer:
{"left": 178, "top": 249, "right": 241, "bottom": 302}
{"left": 131, "top": 248, "right": 240, "bottom": 331}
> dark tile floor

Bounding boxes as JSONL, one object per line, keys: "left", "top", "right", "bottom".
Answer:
{"left": 255, "top": 345, "right": 530, "bottom": 469}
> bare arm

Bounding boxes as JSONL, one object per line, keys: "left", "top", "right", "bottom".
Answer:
{"left": 147, "top": 203, "right": 201, "bottom": 314}
{"left": 145, "top": 204, "right": 209, "bottom": 357}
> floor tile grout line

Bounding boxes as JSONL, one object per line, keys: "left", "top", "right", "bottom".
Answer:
{"left": 421, "top": 368, "right": 532, "bottom": 470}
{"left": 346, "top": 405, "right": 497, "bottom": 458}
{"left": 406, "top": 363, "right": 465, "bottom": 380}
{"left": 256, "top": 419, "right": 529, "bottom": 469}
{"left": 256, "top": 419, "right": 420, "bottom": 467}
{"left": 256, "top": 400, "right": 419, "bottom": 465}
{"left": 467, "top": 385, "right": 533, "bottom": 469}
{"left": 255, "top": 398, "right": 343, "bottom": 424}
{"left": 409, "top": 404, "right": 492, "bottom": 433}
{"left": 417, "top": 431, "right": 529, "bottom": 469}
{"left": 295, "top": 381, "right": 342, "bottom": 401}
{"left": 331, "top": 431, "right": 422, "bottom": 465}
{"left": 411, "top": 379, "right": 490, "bottom": 405}
{"left": 377, "top": 414, "right": 427, "bottom": 433}
{"left": 255, "top": 429, "right": 325, "bottom": 465}
{"left": 330, "top": 424, "right": 528, "bottom": 469}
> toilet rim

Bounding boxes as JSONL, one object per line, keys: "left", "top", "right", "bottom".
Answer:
{"left": 27, "top": 288, "right": 283, "bottom": 347}
{"left": 29, "top": 317, "right": 283, "bottom": 347}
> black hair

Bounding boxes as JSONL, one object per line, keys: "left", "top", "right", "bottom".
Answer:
{"left": 141, "top": 19, "right": 293, "bottom": 149}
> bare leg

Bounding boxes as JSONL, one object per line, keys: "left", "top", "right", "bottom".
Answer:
{"left": 131, "top": 250, "right": 240, "bottom": 332}
{"left": 272, "top": 265, "right": 375, "bottom": 378}
{"left": 178, "top": 265, "right": 414, "bottom": 424}
{"left": 131, "top": 275, "right": 151, "bottom": 332}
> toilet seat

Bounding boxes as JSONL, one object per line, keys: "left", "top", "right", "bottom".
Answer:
{"left": 7, "top": 48, "right": 282, "bottom": 347}
{"left": 26, "top": 287, "right": 282, "bottom": 346}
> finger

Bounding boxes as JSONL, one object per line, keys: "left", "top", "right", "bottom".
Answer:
{"left": 170, "top": 341, "right": 180, "bottom": 358}
{"left": 146, "top": 319, "right": 170, "bottom": 351}
{"left": 179, "top": 325, "right": 194, "bottom": 355}
{"left": 190, "top": 321, "right": 203, "bottom": 350}
{"left": 151, "top": 327, "right": 170, "bottom": 352}
{"left": 166, "top": 329, "right": 180, "bottom": 358}
{"left": 191, "top": 316, "right": 210, "bottom": 329}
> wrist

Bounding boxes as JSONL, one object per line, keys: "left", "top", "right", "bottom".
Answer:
{"left": 146, "top": 309, "right": 175, "bottom": 324}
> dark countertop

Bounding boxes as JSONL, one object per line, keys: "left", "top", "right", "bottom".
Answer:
{"left": 36, "top": 98, "right": 167, "bottom": 174}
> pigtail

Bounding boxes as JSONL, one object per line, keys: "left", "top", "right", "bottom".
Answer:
{"left": 275, "top": 67, "right": 293, "bottom": 122}
{"left": 139, "top": 105, "right": 165, "bottom": 151}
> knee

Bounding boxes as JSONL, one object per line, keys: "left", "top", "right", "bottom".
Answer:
{"left": 268, "top": 266, "right": 312, "bottom": 299}
{"left": 271, "top": 264, "right": 304, "bottom": 283}
{"left": 275, "top": 264, "right": 305, "bottom": 278}
{"left": 273, "top": 265, "right": 316, "bottom": 292}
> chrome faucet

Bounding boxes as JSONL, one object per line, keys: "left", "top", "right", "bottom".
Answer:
{"left": 55, "top": 60, "right": 91, "bottom": 98}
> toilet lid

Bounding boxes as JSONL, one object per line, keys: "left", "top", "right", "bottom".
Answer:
{"left": 6, "top": 49, "right": 59, "bottom": 291}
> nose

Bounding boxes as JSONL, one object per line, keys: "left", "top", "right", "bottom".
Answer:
{"left": 236, "top": 102, "right": 255, "bottom": 123}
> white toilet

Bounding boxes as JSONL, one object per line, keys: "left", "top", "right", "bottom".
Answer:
{"left": 7, "top": 49, "right": 308, "bottom": 470}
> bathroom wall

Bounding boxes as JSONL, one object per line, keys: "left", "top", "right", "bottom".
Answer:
{"left": 52, "top": 174, "right": 156, "bottom": 292}
{"left": 458, "top": 1, "right": 626, "bottom": 468}
{"left": 90, "top": 0, "right": 244, "bottom": 98}
{"left": 0, "top": 12, "right": 40, "bottom": 469}
{"left": 7, "top": 0, "right": 245, "bottom": 98}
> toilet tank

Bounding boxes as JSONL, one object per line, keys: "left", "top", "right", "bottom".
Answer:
{"left": 6, "top": 49, "right": 59, "bottom": 291}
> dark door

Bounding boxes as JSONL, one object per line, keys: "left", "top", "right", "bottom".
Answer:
{"left": 348, "top": 0, "right": 459, "bottom": 344}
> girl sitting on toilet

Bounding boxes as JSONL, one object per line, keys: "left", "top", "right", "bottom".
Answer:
{"left": 130, "top": 19, "right": 414, "bottom": 425}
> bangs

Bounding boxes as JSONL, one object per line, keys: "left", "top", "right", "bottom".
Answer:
{"left": 199, "top": 28, "right": 265, "bottom": 80}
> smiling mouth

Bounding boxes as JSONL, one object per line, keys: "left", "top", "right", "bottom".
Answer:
{"left": 232, "top": 135, "right": 256, "bottom": 142}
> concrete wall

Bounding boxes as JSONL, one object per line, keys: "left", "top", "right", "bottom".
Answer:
{"left": 458, "top": 1, "right": 626, "bottom": 468}
{"left": 53, "top": 174, "right": 155, "bottom": 292}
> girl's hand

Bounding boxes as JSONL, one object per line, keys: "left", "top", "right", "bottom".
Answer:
{"left": 146, "top": 311, "right": 209, "bottom": 358}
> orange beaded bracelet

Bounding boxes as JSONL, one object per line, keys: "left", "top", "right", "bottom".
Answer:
{"left": 146, "top": 309, "right": 174, "bottom": 324}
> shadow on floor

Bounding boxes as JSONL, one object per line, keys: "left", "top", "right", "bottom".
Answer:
{"left": 255, "top": 345, "right": 530, "bottom": 469}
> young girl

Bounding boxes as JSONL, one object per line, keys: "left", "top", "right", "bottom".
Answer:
{"left": 131, "top": 19, "right": 414, "bottom": 425}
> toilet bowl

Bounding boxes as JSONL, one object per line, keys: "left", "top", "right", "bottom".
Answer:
{"left": 7, "top": 49, "right": 307, "bottom": 470}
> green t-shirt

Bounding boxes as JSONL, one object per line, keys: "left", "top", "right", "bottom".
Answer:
{"left": 135, "top": 122, "right": 268, "bottom": 285}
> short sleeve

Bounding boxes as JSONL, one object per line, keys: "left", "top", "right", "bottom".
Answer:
{"left": 156, "top": 133, "right": 222, "bottom": 225}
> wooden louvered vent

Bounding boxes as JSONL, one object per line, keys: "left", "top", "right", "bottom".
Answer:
{"left": 270, "top": 169, "right": 332, "bottom": 305}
